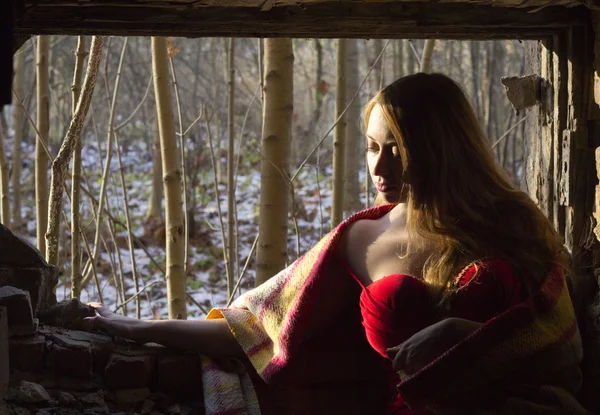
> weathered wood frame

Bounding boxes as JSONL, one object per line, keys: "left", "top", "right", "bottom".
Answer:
{"left": 525, "top": 20, "right": 599, "bottom": 266}
{"left": 14, "top": 2, "right": 591, "bottom": 40}
{"left": 14, "top": 2, "right": 600, "bottom": 287}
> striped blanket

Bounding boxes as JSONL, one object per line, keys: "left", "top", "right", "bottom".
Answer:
{"left": 201, "top": 204, "right": 588, "bottom": 414}
{"left": 397, "top": 266, "right": 590, "bottom": 414}
{"left": 202, "top": 205, "right": 397, "bottom": 415}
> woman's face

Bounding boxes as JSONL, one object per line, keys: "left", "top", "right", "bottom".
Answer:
{"left": 366, "top": 105, "right": 406, "bottom": 204}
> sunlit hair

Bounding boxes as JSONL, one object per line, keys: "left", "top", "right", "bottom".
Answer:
{"left": 364, "top": 73, "right": 568, "bottom": 302}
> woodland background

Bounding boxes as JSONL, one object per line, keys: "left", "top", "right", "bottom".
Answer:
{"left": 0, "top": 37, "right": 530, "bottom": 319}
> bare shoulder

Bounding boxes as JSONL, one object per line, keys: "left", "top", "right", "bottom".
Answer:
{"left": 337, "top": 217, "right": 378, "bottom": 261}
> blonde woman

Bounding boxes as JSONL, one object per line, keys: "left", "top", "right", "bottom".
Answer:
{"left": 88, "top": 74, "right": 586, "bottom": 414}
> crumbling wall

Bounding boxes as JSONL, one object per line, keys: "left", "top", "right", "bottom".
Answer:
{"left": 0, "top": 224, "right": 205, "bottom": 415}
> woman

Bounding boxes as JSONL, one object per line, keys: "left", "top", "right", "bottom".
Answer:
{"left": 87, "top": 73, "right": 586, "bottom": 414}
{"left": 340, "top": 73, "right": 587, "bottom": 414}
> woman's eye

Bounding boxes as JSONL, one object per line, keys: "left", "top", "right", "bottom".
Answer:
{"left": 367, "top": 146, "right": 378, "bottom": 153}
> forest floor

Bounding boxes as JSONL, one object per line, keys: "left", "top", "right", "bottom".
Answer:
{"left": 11, "top": 136, "right": 369, "bottom": 320}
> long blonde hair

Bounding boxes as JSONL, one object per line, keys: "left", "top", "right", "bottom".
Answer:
{"left": 364, "top": 73, "right": 567, "bottom": 302}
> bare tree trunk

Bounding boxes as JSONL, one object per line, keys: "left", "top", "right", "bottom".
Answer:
{"left": 152, "top": 37, "right": 187, "bottom": 319}
{"left": 255, "top": 38, "right": 293, "bottom": 286}
{"left": 12, "top": 51, "right": 24, "bottom": 228}
{"left": 303, "top": 38, "right": 324, "bottom": 160}
{"left": 395, "top": 40, "right": 404, "bottom": 79}
{"left": 484, "top": 42, "right": 498, "bottom": 159}
{"left": 403, "top": 40, "right": 415, "bottom": 76}
{"left": 0, "top": 123, "right": 9, "bottom": 226}
{"left": 46, "top": 36, "right": 103, "bottom": 267}
{"left": 331, "top": 38, "right": 347, "bottom": 227}
{"left": 445, "top": 40, "right": 454, "bottom": 79}
{"left": 70, "top": 35, "right": 88, "bottom": 298}
{"left": 146, "top": 119, "right": 163, "bottom": 221}
{"left": 421, "top": 40, "right": 436, "bottom": 73}
{"left": 226, "top": 37, "right": 236, "bottom": 297}
{"left": 469, "top": 41, "right": 481, "bottom": 119}
{"left": 343, "top": 39, "right": 361, "bottom": 215}
{"left": 371, "top": 39, "right": 384, "bottom": 93}
{"left": 36, "top": 35, "right": 50, "bottom": 255}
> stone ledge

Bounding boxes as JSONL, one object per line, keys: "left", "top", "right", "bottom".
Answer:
{"left": 7, "top": 326, "right": 205, "bottom": 413}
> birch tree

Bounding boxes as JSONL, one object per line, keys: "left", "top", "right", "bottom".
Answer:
{"left": 152, "top": 36, "right": 187, "bottom": 319}
{"left": 344, "top": 39, "right": 361, "bottom": 214}
{"left": 403, "top": 40, "right": 415, "bottom": 76}
{"left": 12, "top": 51, "right": 24, "bottom": 228}
{"left": 470, "top": 42, "right": 481, "bottom": 118}
{"left": 331, "top": 38, "right": 347, "bottom": 227}
{"left": 146, "top": 120, "right": 163, "bottom": 221}
{"left": 0, "top": 123, "right": 9, "bottom": 225}
{"left": 421, "top": 40, "right": 436, "bottom": 73}
{"left": 371, "top": 39, "right": 384, "bottom": 92}
{"left": 255, "top": 38, "right": 293, "bottom": 286}
{"left": 70, "top": 36, "right": 87, "bottom": 298}
{"left": 46, "top": 36, "right": 103, "bottom": 267}
{"left": 226, "top": 37, "right": 236, "bottom": 295}
{"left": 36, "top": 35, "right": 50, "bottom": 254}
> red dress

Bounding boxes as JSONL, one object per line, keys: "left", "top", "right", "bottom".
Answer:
{"left": 350, "top": 259, "right": 525, "bottom": 414}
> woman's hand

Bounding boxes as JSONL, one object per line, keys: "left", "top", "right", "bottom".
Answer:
{"left": 84, "top": 302, "right": 148, "bottom": 342}
{"left": 387, "top": 317, "right": 482, "bottom": 376}
{"left": 85, "top": 302, "right": 243, "bottom": 357}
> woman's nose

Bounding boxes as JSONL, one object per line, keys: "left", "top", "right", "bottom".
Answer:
{"left": 373, "top": 151, "right": 391, "bottom": 176}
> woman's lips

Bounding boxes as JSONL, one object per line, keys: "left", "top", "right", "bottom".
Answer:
{"left": 375, "top": 183, "right": 398, "bottom": 192}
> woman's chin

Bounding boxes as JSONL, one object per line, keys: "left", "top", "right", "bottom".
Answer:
{"left": 378, "top": 190, "right": 402, "bottom": 204}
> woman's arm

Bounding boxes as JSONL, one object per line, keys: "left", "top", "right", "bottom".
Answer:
{"left": 85, "top": 303, "right": 244, "bottom": 358}
{"left": 387, "top": 317, "right": 482, "bottom": 376}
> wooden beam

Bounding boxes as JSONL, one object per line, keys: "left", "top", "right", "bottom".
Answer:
{"left": 15, "top": 1, "right": 589, "bottom": 39}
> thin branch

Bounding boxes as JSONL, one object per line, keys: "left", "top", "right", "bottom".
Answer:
{"left": 114, "top": 74, "right": 153, "bottom": 132}
{"left": 226, "top": 233, "right": 259, "bottom": 307}
{"left": 291, "top": 40, "right": 391, "bottom": 184}
{"left": 113, "top": 280, "right": 164, "bottom": 313}
{"left": 204, "top": 107, "right": 232, "bottom": 288}
{"left": 408, "top": 40, "right": 423, "bottom": 67}
{"left": 114, "top": 128, "right": 144, "bottom": 319}
{"left": 79, "top": 184, "right": 167, "bottom": 276}
{"left": 81, "top": 37, "right": 129, "bottom": 289}
{"left": 186, "top": 293, "right": 209, "bottom": 316}
{"left": 491, "top": 116, "right": 528, "bottom": 149}
{"left": 11, "top": 88, "right": 53, "bottom": 162}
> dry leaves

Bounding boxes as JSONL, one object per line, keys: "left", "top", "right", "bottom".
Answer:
{"left": 167, "top": 37, "right": 180, "bottom": 58}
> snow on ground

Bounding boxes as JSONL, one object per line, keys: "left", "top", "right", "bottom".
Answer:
{"left": 5, "top": 134, "right": 371, "bottom": 320}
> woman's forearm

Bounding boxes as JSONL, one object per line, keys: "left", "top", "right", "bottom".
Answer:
{"left": 138, "top": 319, "right": 244, "bottom": 358}
{"left": 86, "top": 303, "right": 244, "bottom": 359}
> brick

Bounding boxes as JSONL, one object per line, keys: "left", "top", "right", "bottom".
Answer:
{"left": 105, "top": 353, "right": 156, "bottom": 390}
{"left": 48, "top": 328, "right": 114, "bottom": 373}
{"left": 0, "top": 286, "right": 35, "bottom": 336}
{"left": 157, "top": 354, "right": 203, "bottom": 398}
{"left": 15, "top": 380, "right": 51, "bottom": 404}
{"left": 50, "top": 343, "right": 93, "bottom": 380}
{"left": 8, "top": 334, "right": 45, "bottom": 372}
{"left": 0, "top": 306, "right": 8, "bottom": 400}
{"left": 0, "top": 268, "right": 43, "bottom": 315}
{"left": 0, "top": 224, "right": 60, "bottom": 314}
{"left": 113, "top": 387, "right": 151, "bottom": 405}
{"left": 37, "top": 298, "right": 95, "bottom": 330}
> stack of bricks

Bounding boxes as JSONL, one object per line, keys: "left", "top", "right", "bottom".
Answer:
{"left": 0, "top": 224, "right": 205, "bottom": 414}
